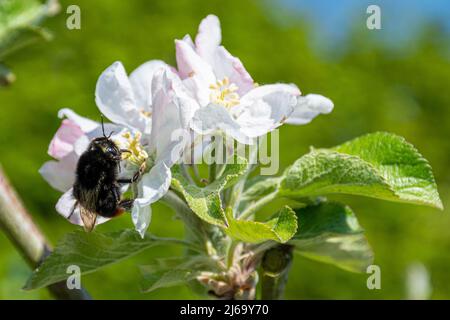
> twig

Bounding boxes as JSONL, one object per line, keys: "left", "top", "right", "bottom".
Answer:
{"left": 0, "top": 165, "right": 91, "bottom": 299}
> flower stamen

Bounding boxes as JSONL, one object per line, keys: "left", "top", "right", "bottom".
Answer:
{"left": 117, "top": 131, "right": 148, "bottom": 167}
{"left": 139, "top": 109, "right": 152, "bottom": 118}
{"left": 209, "top": 77, "right": 240, "bottom": 108}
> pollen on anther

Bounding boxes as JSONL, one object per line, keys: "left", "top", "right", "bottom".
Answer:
{"left": 209, "top": 77, "right": 240, "bottom": 108}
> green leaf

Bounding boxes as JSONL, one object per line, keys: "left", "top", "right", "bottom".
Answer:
{"left": 291, "top": 202, "right": 373, "bottom": 273}
{"left": 241, "top": 176, "right": 281, "bottom": 203}
{"left": 24, "top": 229, "right": 191, "bottom": 290}
{"left": 280, "top": 132, "right": 442, "bottom": 210}
{"left": 238, "top": 176, "right": 282, "bottom": 213}
{"left": 0, "top": 0, "right": 59, "bottom": 58}
{"left": 225, "top": 206, "right": 298, "bottom": 243}
{"left": 139, "top": 256, "right": 212, "bottom": 292}
{"left": 171, "top": 157, "right": 248, "bottom": 227}
{"left": 141, "top": 269, "right": 200, "bottom": 293}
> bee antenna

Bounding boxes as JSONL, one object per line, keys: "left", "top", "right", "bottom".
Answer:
{"left": 100, "top": 114, "right": 107, "bottom": 138}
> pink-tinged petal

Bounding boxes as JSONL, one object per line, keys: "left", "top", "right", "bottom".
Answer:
{"left": 95, "top": 61, "right": 145, "bottom": 132}
{"left": 236, "top": 84, "right": 300, "bottom": 137}
{"left": 39, "top": 152, "right": 78, "bottom": 192}
{"left": 48, "top": 119, "right": 84, "bottom": 160}
{"left": 56, "top": 189, "right": 109, "bottom": 227}
{"left": 175, "top": 39, "right": 215, "bottom": 83}
{"left": 58, "top": 108, "right": 99, "bottom": 133}
{"left": 182, "top": 34, "right": 195, "bottom": 49}
{"left": 211, "top": 46, "right": 254, "bottom": 95}
{"left": 195, "top": 14, "right": 222, "bottom": 64}
{"left": 56, "top": 108, "right": 123, "bottom": 143}
{"left": 150, "top": 70, "right": 199, "bottom": 152}
{"left": 149, "top": 71, "right": 187, "bottom": 166}
{"left": 286, "top": 93, "right": 334, "bottom": 125}
{"left": 175, "top": 39, "right": 215, "bottom": 106}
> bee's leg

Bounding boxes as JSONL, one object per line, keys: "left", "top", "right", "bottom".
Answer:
{"left": 132, "top": 162, "right": 146, "bottom": 182}
{"left": 119, "top": 199, "right": 134, "bottom": 210}
{"left": 120, "top": 149, "right": 132, "bottom": 154}
{"left": 117, "top": 162, "right": 146, "bottom": 184}
{"left": 113, "top": 199, "right": 134, "bottom": 217}
{"left": 132, "top": 170, "right": 141, "bottom": 182}
{"left": 68, "top": 201, "right": 78, "bottom": 219}
{"left": 117, "top": 178, "right": 133, "bottom": 184}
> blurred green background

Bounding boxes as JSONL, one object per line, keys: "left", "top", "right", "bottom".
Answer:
{"left": 0, "top": 0, "right": 449, "bottom": 299}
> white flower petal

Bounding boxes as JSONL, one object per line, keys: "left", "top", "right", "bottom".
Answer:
{"left": 56, "top": 189, "right": 83, "bottom": 226}
{"left": 95, "top": 61, "right": 146, "bottom": 132}
{"left": 191, "top": 104, "right": 252, "bottom": 144}
{"left": 211, "top": 46, "right": 254, "bottom": 95}
{"left": 73, "top": 135, "right": 91, "bottom": 156}
{"left": 129, "top": 60, "right": 173, "bottom": 111}
{"left": 135, "top": 162, "right": 171, "bottom": 208}
{"left": 39, "top": 153, "right": 78, "bottom": 192}
{"left": 56, "top": 189, "right": 109, "bottom": 226}
{"left": 286, "top": 93, "right": 334, "bottom": 125}
{"left": 130, "top": 163, "right": 170, "bottom": 235}
{"left": 236, "top": 84, "right": 300, "bottom": 137}
{"left": 149, "top": 70, "right": 198, "bottom": 165}
{"left": 131, "top": 202, "right": 152, "bottom": 238}
{"left": 195, "top": 14, "right": 221, "bottom": 64}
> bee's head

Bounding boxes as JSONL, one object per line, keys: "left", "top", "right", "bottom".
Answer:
{"left": 88, "top": 116, "right": 121, "bottom": 160}
{"left": 89, "top": 137, "right": 121, "bottom": 160}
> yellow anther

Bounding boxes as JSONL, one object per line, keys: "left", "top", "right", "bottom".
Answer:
{"left": 117, "top": 131, "right": 148, "bottom": 167}
{"left": 140, "top": 109, "right": 152, "bottom": 118}
{"left": 209, "top": 77, "right": 240, "bottom": 108}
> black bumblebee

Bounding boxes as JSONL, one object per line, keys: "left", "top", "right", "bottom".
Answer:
{"left": 69, "top": 120, "right": 139, "bottom": 231}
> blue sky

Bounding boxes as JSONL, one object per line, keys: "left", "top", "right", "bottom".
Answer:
{"left": 280, "top": 0, "right": 450, "bottom": 49}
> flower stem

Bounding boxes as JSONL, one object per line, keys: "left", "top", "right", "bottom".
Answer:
{"left": 180, "top": 164, "right": 195, "bottom": 185}
{"left": 260, "top": 244, "right": 294, "bottom": 300}
{"left": 209, "top": 163, "right": 217, "bottom": 183}
{"left": 239, "top": 191, "right": 278, "bottom": 220}
{"left": 0, "top": 165, "right": 91, "bottom": 299}
{"left": 161, "top": 190, "right": 208, "bottom": 246}
{"left": 229, "top": 147, "right": 258, "bottom": 213}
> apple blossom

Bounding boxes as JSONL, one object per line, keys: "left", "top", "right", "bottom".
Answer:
{"left": 40, "top": 61, "right": 196, "bottom": 237}
{"left": 175, "top": 15, "right": 333, "bottom": 144}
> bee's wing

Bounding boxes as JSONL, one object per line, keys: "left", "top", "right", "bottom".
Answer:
{"left": 77, "top": 184, "right": 100, "bottom": 232}
{"left": 79, "top": 206, "right": 98, "bottom": 232}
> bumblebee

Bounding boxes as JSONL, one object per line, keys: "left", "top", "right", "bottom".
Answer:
{"left": 69, "top": 120, "right": 139, "bottom": 231}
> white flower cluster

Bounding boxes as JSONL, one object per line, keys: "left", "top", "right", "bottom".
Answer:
{"left": 40, "top": 15, "right": 333, "bottom": 237}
